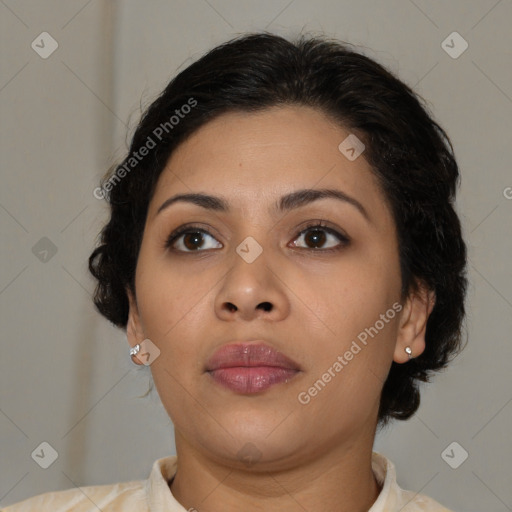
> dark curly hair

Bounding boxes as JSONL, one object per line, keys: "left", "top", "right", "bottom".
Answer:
{"left": 89, "top": 32, "right": 468, "bottom": 426}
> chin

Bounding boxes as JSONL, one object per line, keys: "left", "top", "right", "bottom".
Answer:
{"left": 189, "top": 410, "right": 309, "bottom": 471}
{"left": 213, "top": 435, "right": 307, "bottom": 472}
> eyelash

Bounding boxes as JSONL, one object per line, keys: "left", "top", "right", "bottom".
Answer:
{"left": 164, "top": 221, "right": 350, "bottom": 254}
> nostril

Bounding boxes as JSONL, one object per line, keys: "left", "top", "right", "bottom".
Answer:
{"left": 259, "top": 302, "right": 272, "bottom": 312}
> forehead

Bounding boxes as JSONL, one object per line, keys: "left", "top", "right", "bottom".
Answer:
{"left": 147, "top": 106, "right": 390, "bottom": 224}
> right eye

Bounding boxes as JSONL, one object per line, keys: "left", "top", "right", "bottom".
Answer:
{"left": 165, "top": 225, "right": 223, "bottom": 252}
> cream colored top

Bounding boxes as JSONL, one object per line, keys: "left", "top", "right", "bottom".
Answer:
{"left": 3, "top": 452, "right": 453, "bottom": 511}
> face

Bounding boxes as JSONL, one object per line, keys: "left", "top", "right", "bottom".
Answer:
{"left": 127, "top": 106, "right": 424, "bottom": 470}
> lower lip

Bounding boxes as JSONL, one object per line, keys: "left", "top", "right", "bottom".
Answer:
{"left": 208, "top": 367, "right": 298, "bottom": 393}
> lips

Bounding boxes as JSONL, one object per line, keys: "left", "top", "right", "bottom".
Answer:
{"left": 205, "top": 342, "right": 301, "bottom": 393}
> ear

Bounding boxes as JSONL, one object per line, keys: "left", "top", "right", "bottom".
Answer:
{"left": 394, "top": 281, "right": 436, "bottom": 364}
{"left": 126, "top": 287, "right": 146, "bottom": 353}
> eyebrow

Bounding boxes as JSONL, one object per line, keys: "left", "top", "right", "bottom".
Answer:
{"left": 156, "top": 188, "right": 370, "bottom": 222}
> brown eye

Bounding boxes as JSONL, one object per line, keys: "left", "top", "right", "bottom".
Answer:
{"left": 182, "top": 232, "right": 207, "bottom": 251}
{"left": 165, "top": 222, "right": 349, "bottom": 254}
{"left": 292, "top": 223, "right": 349, "bottom": 252}
{"left": 165, "top": 226, "right": 222, "bottom": 252}
{"left": 304, "top": 229, "right": 327, "bottom": 249}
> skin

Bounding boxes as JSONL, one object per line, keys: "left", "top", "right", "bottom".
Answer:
{"left": 126, "top": 105, "right": 435, "bottom": 512}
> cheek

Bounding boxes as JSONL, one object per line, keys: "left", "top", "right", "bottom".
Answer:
{"left": 295, "top": 278, "right": 399, "bottom": 430}
{"left": 295, "top": 247, "right": 400, "bottom": 339}
{"left": 134, "top": 253, "right": 224, "bottom": 407}
{"left": 135, "top": 256, "right": 210, "bottom": 418}
{"left": 135, "top": 247, "right": 217, "bottom": 341}
{"left": 290, "top": 250, "right": 401, "bottom": 412}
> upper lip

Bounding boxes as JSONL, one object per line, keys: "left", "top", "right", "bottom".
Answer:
{"left": 205, "top": 342, "right": 301, "bottom": 371}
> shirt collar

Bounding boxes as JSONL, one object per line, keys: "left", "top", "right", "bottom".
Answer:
{"left": 369, "top": 451, "right": 399, "bottom": 511}
{"left": 145, "top": 451, "right": 398, "bottom": 512}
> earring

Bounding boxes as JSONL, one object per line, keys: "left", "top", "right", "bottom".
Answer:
{"left": 405, "top": 346, "right": 413, "bottom": 360}
{"left": 130, "top": 344, "right": 142, "bottom": 365}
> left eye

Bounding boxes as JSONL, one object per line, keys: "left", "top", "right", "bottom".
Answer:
{"left": 292, "top": 225, "right": 348, "bottom": 251}
{"left": 165, "top": 223, "right": 349, "bottom": 253}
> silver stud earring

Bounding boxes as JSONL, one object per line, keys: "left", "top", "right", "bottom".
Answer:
{"left": 130, "top": 344, "right": 142, "bottom": 364}
{"left": 405, "top": 346, "right": 413, "bottom": 360}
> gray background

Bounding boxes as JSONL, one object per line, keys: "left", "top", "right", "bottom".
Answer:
{"left": 1, "top": 1, "right": 511, "bottom": 510}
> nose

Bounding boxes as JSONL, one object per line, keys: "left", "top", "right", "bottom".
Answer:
{"left": 214, "top": 247, "right": 290, "bottom": 322}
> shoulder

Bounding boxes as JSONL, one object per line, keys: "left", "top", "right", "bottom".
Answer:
{"left": 2, "top": 480, "right": 147, "bottom": 512}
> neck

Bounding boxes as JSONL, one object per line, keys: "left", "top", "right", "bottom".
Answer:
{"left": 170, "top": 431, "right": 382, "bottom": 512}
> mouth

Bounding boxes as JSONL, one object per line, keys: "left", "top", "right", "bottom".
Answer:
{"left": 205, "top": 342, "right": 301, "bottom": 394}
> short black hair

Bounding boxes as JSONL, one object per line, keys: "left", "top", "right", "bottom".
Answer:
{"left": 89, "top": 32, "right": 468, "bottom": 426}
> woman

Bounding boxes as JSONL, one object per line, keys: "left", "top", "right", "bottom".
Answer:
{"left": 5, "top": 32, "right": 467, "bottom": 511}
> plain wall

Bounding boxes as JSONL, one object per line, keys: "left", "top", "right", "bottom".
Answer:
{"left": 1, "top": 1, "right": 511, "bottom": 510}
